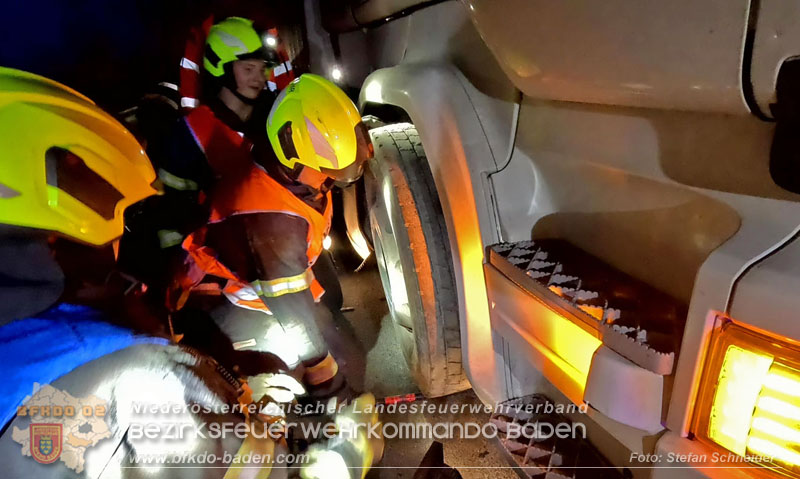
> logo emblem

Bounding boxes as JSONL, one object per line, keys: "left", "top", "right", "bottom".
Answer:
{"left": 30, "top": 424, "right": 62, "bottom": 464}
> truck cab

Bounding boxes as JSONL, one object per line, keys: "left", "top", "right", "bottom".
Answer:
{"left": 309, "top": 1, "right": 800, "bottom": 477}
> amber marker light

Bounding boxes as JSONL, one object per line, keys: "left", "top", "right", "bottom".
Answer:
{"left": 694, "top": 318, "right": 800, "bottom": 477}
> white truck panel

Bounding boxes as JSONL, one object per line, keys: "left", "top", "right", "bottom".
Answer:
{"left": 668, "top": 196, "right": 800, "bottom": 433}
{"left": 465, "top": 0, "right": 751, "bottom": 114}
{"left": 729, "top": 236, "right": 800, "bottom": 340}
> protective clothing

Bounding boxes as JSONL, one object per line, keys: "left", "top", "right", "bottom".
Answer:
{"left": 115, "top": 96, "right": 248, "bottom": 294}
{"left": 0, "top": 70, "right": 289, "bottom": 479}
{"left": 0, "top": 67, "right": 157, "bottom": 245}
{"left": 118, "top": 17, "right": 288, "bottom": 320}
{"left": 125, "top": 17, "right": 294, "bottom": 270}
{"left": 267, "top": 74, "right": 372, "bottom": 184}
{"left": 138, "top": 97, "right": 257, "bottom": 256}
{"left": 1, "top": 303, "right": 169, "bottom": 427}
{"left": 180, "top": 165, "right": 333, "bottom": 314}
{"left": 173, "top": 163, "right": 339, "bottom": 387}
{"left": 180, "top": 101, "right": 256, "bottom": 176}
{"left": 0, "top": 327, "right": 262, "bottom": 478}
{"left": 171, "top": 77, "right": 371, "bottom": 392}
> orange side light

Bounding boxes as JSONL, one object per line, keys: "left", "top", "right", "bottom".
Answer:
{"left": 694, "top": 319, "right": 800, "bottom": 477}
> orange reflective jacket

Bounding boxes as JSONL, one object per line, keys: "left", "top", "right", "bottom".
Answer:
{"left": 183, "top": 104, "right": 254, "bottom": 176}
{"left": 178, "top": 165, "right": 332, "bottom": 313}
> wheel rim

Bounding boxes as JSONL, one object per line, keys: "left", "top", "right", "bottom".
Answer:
{"left": 371, "top": 177, "right": 414, "bottom": 333}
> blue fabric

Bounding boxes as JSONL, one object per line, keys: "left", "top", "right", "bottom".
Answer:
{"left": 0, "top": 303, "right": 169, "bottom": 428}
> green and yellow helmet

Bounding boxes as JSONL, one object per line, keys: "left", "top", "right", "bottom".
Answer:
{"left": 267, "top": 74, "right": 372, "bottom": 185}
{"left": 204, "top": 17, "right": 279, "bottom": 78}
{"left": 0, "top": 67, "right": 157, "bottom": 245}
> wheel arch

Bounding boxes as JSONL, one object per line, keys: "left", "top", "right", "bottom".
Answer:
{"left": 358, "top": 63, "right": 505, "bottom": 403}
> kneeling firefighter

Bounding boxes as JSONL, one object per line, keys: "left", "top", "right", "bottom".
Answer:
{"left": 176, "top": 74, "right": 372, "bottom": 398}
{"left": 0, "top": 67, "right": 378, "bottom": 479}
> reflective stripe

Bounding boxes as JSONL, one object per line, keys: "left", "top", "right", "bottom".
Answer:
{"left": 216, "top": 31, "right": 249, "bottom": 55}
{"left": 273, "top": 64, "right": 288, "bottom": 76}
{"left": 267, "top": 81, "right": 277, "bottom": 92}
{"left": 181, "top": 97, "right": 200, "bottom": 108}
{"left": 158, "top": 81, "right": 178, "bottom": 91}
{"left": 306, "top": 117, "right": 339, "bottom": 167}
{"left": 232, "top": 338, "right": 257, "bottom": 350}
{"left": 158, "top": 168, "right": 199, "bottom": 191}
{"left": 180, "top": 57, "right": 200, "bottom": 73}
{"left": 304, "top": 353, "right": 339, "bottom": 386}
{"left": 227, "top": 284, "right": 259, "bottom": 301}
{"left": 252, "top": 269, "right": 313, "bottom": 298}
{"left": 222, "top": 283, "right": 273, "bottom": 315}
{"left": 157, "top": 229, "right": 184, "bottom": 248}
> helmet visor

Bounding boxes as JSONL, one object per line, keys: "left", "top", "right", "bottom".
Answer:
{"left": 45, "top": 147, "right": 123, "bottom": 220}
{"left": 320, "top": 122, "right": 373, "bottom": 187}
{"left": 321, "top": 160, "right": 364, "bottom": 187}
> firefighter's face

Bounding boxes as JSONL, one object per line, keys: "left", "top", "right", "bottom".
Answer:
{"left": 232, "top": 59, "right": 268, "bottom": 99}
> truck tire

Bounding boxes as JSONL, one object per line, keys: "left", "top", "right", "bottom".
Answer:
{"left": 365, "top": 123, "right": 468, "bottom": 397}
{"left": 312, "top": 250, "right": 344, "bottom": 314}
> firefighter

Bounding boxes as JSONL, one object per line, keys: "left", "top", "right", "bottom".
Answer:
{"left": 0, "top": 67, "right": 378, "bottom": 479}
{"left": 0, "top": 66, "right": 249, "bottom": 477}
{"left": 144, "top": 16, "right": 282, "bottom": 245}
{"left": 117, "top": 17, "right": 283, "bottom": 306}
{"left": 120, "top": 18, "right": 349, "bottom": 316}
{"left": 177, "top": 74, "right": 373, "bottom": 398}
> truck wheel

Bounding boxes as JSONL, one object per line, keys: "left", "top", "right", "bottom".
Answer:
{"left": 365, "top": 123, "right": 468, "bottom": 397}
{"left": 313, "top": 250, "right": 344, "bottom": 314}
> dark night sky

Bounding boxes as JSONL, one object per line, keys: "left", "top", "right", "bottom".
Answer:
{"left": 0, "top": 0, "right": 305, "bottom": 112}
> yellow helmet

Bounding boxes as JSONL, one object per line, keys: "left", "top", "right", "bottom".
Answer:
{"left": 267, "top": 74, "right": 372, "bottom": 184}
{"left": 0, "top": 67, "right": 157, "bottom": 245}
{"left": 204, "top": 17, "right": 280, "bottom": 78}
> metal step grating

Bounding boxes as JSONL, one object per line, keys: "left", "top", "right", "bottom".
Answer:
{"left": 489, "top": 239, "right": 687, "bottom": 375}
{"left": 491, "top": 395, "right": 624, "bottom": 479}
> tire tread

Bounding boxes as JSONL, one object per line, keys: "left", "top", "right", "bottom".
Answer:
{"left": 369, "top": 123, "right": 467, "bottom": 396}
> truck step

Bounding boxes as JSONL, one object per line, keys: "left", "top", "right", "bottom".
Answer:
{"left": 491, "top": 394, "right": 623, "bottom": 479}
{"left": 489, "top": 239, "right": 686, "bottom": 375}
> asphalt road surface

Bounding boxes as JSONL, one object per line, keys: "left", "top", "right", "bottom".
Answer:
{"left": 325, "top": 256, "right": 517, "bottom": 479}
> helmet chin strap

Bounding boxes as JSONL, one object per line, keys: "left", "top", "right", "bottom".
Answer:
{"left": 231, "top": 87, "right": 258, "bottom": 106}
{"left": 277, "top": 164, "right": 333, "bottom": 196}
